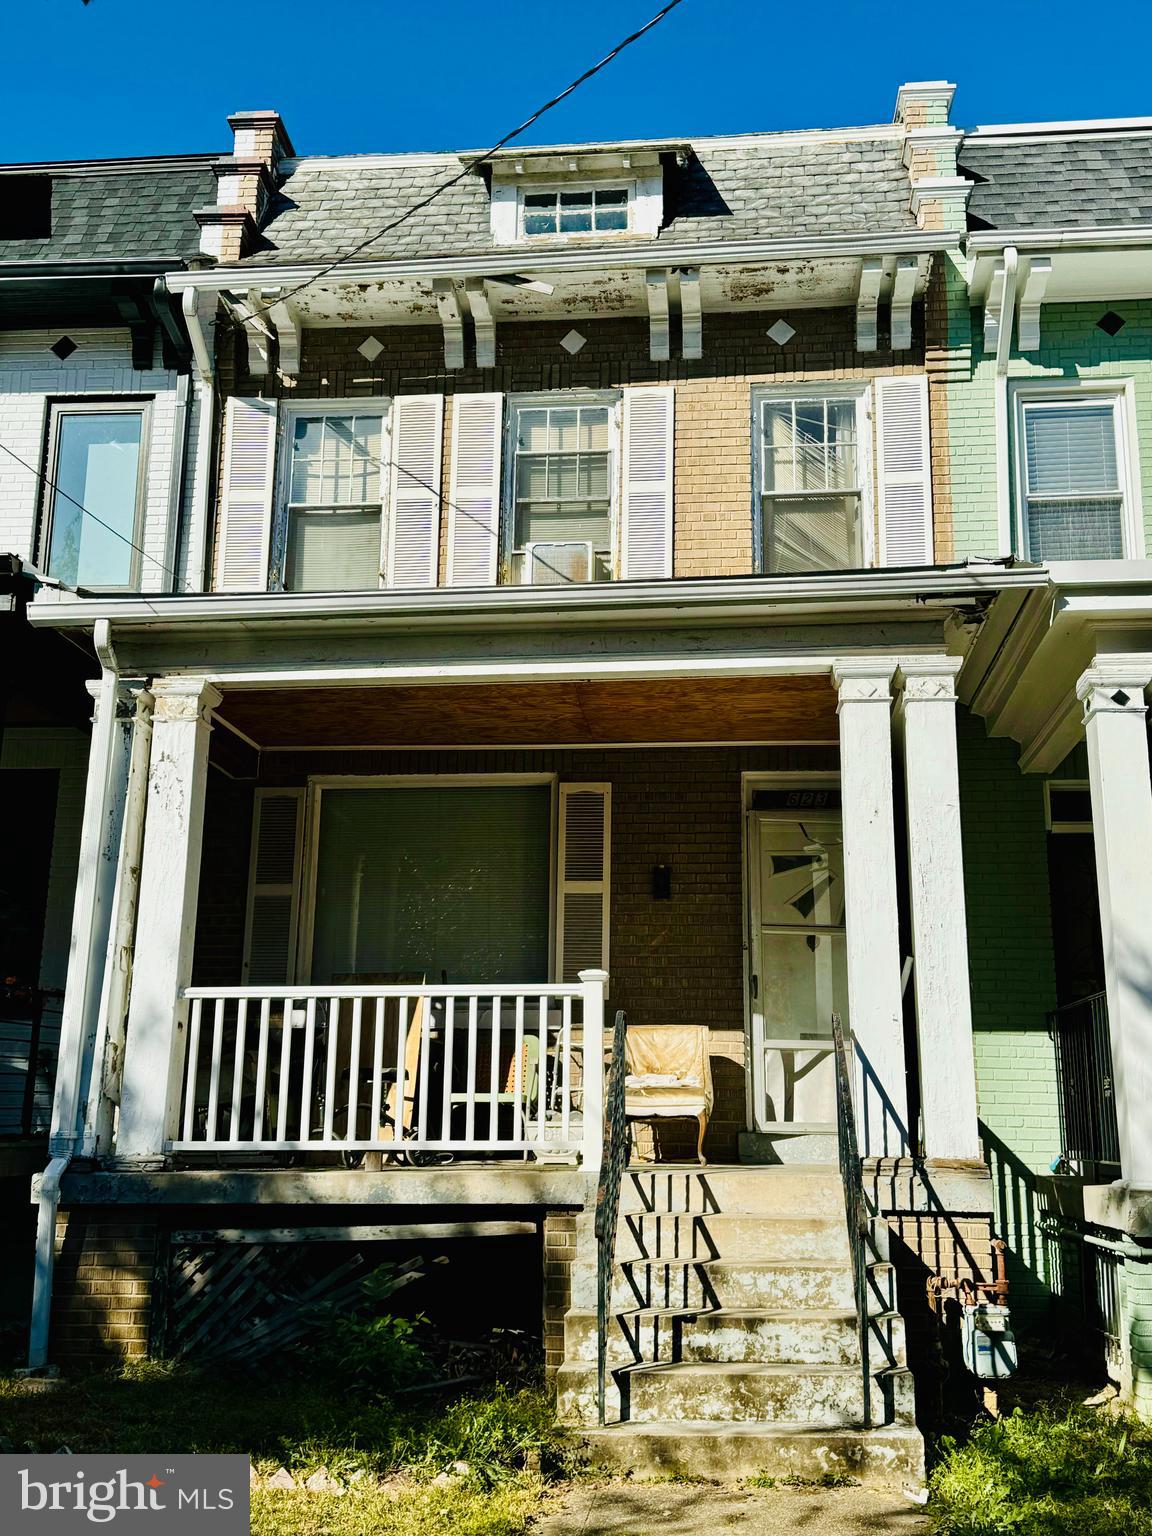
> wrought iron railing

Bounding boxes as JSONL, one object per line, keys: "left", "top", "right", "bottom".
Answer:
{"left": 0, "top": 985, "right": 64, "bottom": 1139}
{"left": 1048, "top": 991, "right": 1120, "bottom": 1174}
{"left": 594, "top": 1007, "right": 629, "bottom": 1426}
{"left": 830, "top": 1012, "right": 871, "bottom": 1430}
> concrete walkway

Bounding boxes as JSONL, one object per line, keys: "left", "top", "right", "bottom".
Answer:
{"left": 538, "top": 1481, "right": 930, "bottom": 1535}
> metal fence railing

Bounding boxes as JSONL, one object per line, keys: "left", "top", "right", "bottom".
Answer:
{"left": 1048, "top": 991, "right": 1120, "bottom": 1176}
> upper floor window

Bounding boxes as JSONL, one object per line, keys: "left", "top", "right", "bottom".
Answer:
{"left": 508, "top": 398, "right": 616, "bottom": 583}
{"left": 43, "top": 402, "right": 147, "bottom": 589}
{"left": 282, "top": 407, "right": 386, "bottom": 591}
{"left": 756, "top": 393, "right": 866, "bottom": 575}
{"left": 522, "top": 187, "right": 630, "bottom": 237}
{"left": 1016, "top": 390, "right": 1137, "bottom": 561}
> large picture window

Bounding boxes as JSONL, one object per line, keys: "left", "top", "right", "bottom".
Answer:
{"left": 1017, "top": 393, "right": 1133, "bottom": 560}
{"left": 757, "top": 394, "right": 865, "bottom": 574}
{"left": 43, "top": 404, "right": 147, "bottom": 589}
{"left": 509, "top": 398, "right": 615, "bottom": 584}
{"left": 282, "top": 408, "right": 386, "bottom": 591}
{"left": 309, "top": 783, "right": 552, "bottom": 985}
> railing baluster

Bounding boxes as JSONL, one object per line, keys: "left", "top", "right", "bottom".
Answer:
{"left": 465, "top": 997, "right": 479, "bottom": 1145}
{"left": 275, "top": 997, "right": 293, "bottom": 1142}
{"left": 537, "top": 994, "right": 548, "bottom": 1146}
{"left": 391, "top": 996, "right": 408, "bottom": 1145}
{"left": 490, "top": 997, "right": 502, "bottom": 1145}
{"left": 206, "top": 998, "right": 225, "bottom": 1142}
{"left": 370, "top": 997, "right": 385, "bottom": 1143}
{"left": 347, "top": 997, "right": 362, "bottom": 1143}
{"left": 418, "top": 1004, "right": 432, "bottom": 1147}
{"left": 253, "top": 998, "right": 270, "bottom": 1143}
{"left": 442, "top": 997, "right": 456, "bottom": 1146}
{"left": 513, "top": 996, "right": 525, "bottom": 1145}
{"left": 300, "top": 997, "right": 317, "bottom": 1143}
{"left": 561, "top": 994, "right": 572, "bottom": 1143}
{"left": 323, "top": 996, "right": 339, "bottom": 1143}
{"left": 229, "top": 999, "right": 248, "bottom": 1142}
{"left": 182, "top": 998, "right": 203, "bottom": 1143}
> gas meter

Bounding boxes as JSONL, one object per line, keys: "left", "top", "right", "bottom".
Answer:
{"left": 961, "top": 1302, "right": 1017, "bottom": 1380}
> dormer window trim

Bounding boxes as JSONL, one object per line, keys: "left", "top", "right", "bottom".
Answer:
{"left": 487, "top": 156, "right": 666, "bottom": 246}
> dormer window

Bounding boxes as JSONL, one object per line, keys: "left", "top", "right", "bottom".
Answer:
{"left": 523, "top": 187, "right": 630, "bottom": 238}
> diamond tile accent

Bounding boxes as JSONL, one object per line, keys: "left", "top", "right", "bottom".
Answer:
{"left": 767, "top": 318, "right": 795, "bottom": 346}
{"left": 1112, "top": 690, "right": 1132, "bottom": 707}
{"left": 1097, "top": 311, "right": 1125, "bottom": 337}
{"left": 50, "top": 336, "right": 78, "bottom": 360}
{"left": 357, "top": 335, "right": 385, "bottom": 362}
{"left": 560, "top": 330, "right": 586, "bottom": 355}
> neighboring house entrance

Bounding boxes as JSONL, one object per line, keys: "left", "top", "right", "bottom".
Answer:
{"left": 745, "top": 783, "right": 844, "bottom": 1151}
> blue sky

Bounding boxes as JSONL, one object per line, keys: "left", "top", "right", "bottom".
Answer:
{"left": 5, "top": 0, "right": 1152, "bottom": 162}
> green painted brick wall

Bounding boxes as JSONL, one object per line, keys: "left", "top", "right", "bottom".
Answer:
{"left": 1124, "top": 1259, "right": 1152, "bottom": 1415}
{"left": 946, "top": 297, "right": 1152, "bottom": 560}
{"left": 958, "top": 707, "right": 1062, "bottom": 1319}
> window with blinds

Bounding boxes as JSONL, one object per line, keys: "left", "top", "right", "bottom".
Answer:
{"left": 758, "top": 396, "right": 864, "bottom": 574}
{"left": 510, "top": 400, "right": 615, "bottom": 584}
{"left": 283, "top": 410, "right": 386, "bottom": 590}
{"left": 1020, "top": 397, "right": 1127, "bottom": 561}
{"left": 309, "top": 785, "right": 552, "bottom": 985}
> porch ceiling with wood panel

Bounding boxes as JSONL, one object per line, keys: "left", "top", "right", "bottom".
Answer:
{"left": 215, "top": 675, "right": 839, "bottom": 748}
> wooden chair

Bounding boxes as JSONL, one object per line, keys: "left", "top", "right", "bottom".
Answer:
{"left": 623, "top": 1024, "right": 714, "bottom": 1166}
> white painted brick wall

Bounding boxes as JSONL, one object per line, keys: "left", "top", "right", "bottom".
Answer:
{"left": 0, "top": 328, "right": 184, "bottom": 593}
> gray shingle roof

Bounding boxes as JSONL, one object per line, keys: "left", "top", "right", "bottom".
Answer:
{"left": 241, "top": 130, "right": 918, "bottom": 265}
{"left": 961, "top": 135, "right": 1152, "bottom": 230}
{"left": 0, "top": 160, "right": 217, "bottom": 265}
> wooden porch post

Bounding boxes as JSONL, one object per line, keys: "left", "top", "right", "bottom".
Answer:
{"left": 833, "top": 661, "right": 909, "bottom": 1157}
{"left": 897, "top": 658, "right": 981, "bottom": 1161}
{"left": 579, "top": 969, "right": 609, "bottom": 1177}
{"left": 1078, "top": 659, "right": 1152, "bottom": 1189}
{"left": 114, "top": 677, "right": 221, "bottom": 1165}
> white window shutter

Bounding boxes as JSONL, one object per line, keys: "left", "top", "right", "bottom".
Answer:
{"left": 243, "top": 788, "right": 305, "bottom": 984}
{"left": 621, "top": 385, "right": 674, "bottom": 579}
{"left": 216, "top": 397, "right": 277, "bottom": 591}
{"left": 875, "top": 376, "right": 934, "bottom": 566}
{"left": 556, "top": 784, "right": 611, "bottom": 984}
{"left": 447, "top": 393, "right": 503, "bottom": 585}
{"left": 386, "top": 394, "right": 444, "bottom": 587}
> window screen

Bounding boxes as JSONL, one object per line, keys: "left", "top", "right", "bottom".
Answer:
{"left": 512, "top": 403, "right": 612, "bottom": 582}
{"left": 1021, "top": 400, "right": 1125, "bottom": 560}
{"left": 760, "top": 397, "right": 862, "bottom": 574}
{"left": 310, "top": 785, "right": 552, "bottom": 985}
{"left": 283, "top": 411, "right": 385, "bottom": 590}
{"left": 46, "top": 409, "right": 144, "bottom": 588}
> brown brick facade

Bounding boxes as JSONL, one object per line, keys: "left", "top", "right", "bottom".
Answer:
{"left": 214, "top": 307, "right": 929, "bottom": 587}
{"left": 51, "top": 1209, "right": 161, "bottom": 1368}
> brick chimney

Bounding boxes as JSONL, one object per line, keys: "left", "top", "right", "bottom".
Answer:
{"left": 894, "top": 82, "right": 970, "bottom": 234}
{"left": 194, "top": 110, "right": 295, "bottom": 265}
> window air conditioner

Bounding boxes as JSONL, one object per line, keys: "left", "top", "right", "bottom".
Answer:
{"left": 521, "top": 541, "right": 595, "bottom": 585}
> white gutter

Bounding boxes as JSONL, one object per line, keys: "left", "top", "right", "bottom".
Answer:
{"left": 28, "top": 619, "right": 122, "bottom": 1370}
{"left": 163, "top": 228, "right": 958, "bottom": 294}
{"left": 967, "top": 226, "right": 1152, "bottom": 252}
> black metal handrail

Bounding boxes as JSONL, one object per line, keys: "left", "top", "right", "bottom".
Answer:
{"left": 1048, "top": 991, "right": 1120, "bottom": 1172}
{"left": 594, "top": 1007, "right": 629, "bottom": 1426}
{"left": 830, "top": 1012, "right": 871, "bottom": 1429}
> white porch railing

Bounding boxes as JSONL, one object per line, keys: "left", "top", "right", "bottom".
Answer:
{"left": 172, "top": 976, "right": 606, "bottom": 1165}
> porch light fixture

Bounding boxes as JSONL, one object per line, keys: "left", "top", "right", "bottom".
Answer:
{"left": 652, "top": 864, "right": 672, "bottom": 900}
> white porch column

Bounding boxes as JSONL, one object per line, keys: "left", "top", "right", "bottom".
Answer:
{"left": 834, "top": 660, "right": 908, "bottom": 1156}
{"left": 114, "top": 678, "right": 221, "bottom": 1164}
{"left": 898, "top": 658, "right": 981, "bottom": 1161}
{"left": 1077, "top": 660, "right": 1152, "bottom": 1189}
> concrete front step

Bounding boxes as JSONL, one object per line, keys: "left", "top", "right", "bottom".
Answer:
{"left": 579, "top": 1421, "right": 926, "bottom": 1488}
{"left": 615, "top": 1211, "right": 851, "bottom": 1264}
{"left": 623, "top": 1360, "right": 869, "bottom": 1426}
{"left": 565, "top": 1305, "right": 871, "bottom": 1367}
{"left": 619, "top": 1165, "right": 844, "bottom": 1217}
{"left": 615, "top": 1257, "right": 871, "bottom": 1311}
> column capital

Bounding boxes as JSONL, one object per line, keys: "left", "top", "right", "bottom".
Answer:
{"left": 897, "top": 656, "right": 963, "bottom": 703}
{"left": 833, "top": 659, "right": 897, "bottom": 708}
{"left": 1076, "top": 660, "right": 1152, "bottom": 724}
{"left": 84, "top": 678, "right": 150, "bottom": 724}
{"left": 151, "top": 677, "right": 223, "bottom": 726}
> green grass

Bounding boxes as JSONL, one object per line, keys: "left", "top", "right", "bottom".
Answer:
{"left": 929, "top": 1405, "right": 1152, "bottom": 1536}
{"left": 250, "top": 1480, "right": 546, "bottom": 1536}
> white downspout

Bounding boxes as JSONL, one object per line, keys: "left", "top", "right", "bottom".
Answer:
{"left": 180, "top": 287, "right": 217, "bottom": 593}
{"left": 27, "top": 619, "right": 121, "bottom": 1370}
{"left": 994, "top": 246, "right": 1019, "bottom": 555}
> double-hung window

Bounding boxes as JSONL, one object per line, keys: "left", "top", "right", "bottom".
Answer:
{"left": 1016, "top": 391, "right": 1134, "bottom": 560}
{"left": 282, "top": 407, "right": 386, "bottom": 591}
{"left": 43, "top": 402, "right": 148, "bottom": 589}
{"left": 508, "top": 398, "right": 615, "bottom": 583}
{"left": 757, "top": 394, "right": 865, "bottom": 574}
{"left": 522, "top": 187, "right": 629, "bottom": 237}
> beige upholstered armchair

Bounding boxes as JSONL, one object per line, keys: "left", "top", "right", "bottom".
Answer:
{"left": 624, "top": 1025, "right": 714, "bottom": 1165}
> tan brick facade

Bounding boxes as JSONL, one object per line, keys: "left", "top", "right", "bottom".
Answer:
{"left": 51, "top": 1210, "right": 160, "bottom": 1368}
{"left": 214, "top": 306, "right": 929, "bottom": 588}
{"left": 543, "top": 1210, "right": 578, "bottom": 1383}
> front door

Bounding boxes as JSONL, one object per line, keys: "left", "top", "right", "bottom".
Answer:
{"left": 746, "top": 801, "right": 847, "bottom": 1137}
